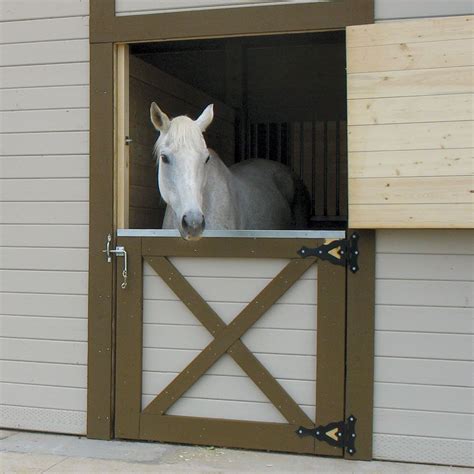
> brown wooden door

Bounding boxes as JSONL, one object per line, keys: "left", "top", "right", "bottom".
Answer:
{"left": 114, "top": 234, "right": 347, "bottom": 456}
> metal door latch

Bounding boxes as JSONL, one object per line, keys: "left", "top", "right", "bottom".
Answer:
{"left": 102, "top": 234, "right": 128, "bottom": 289}
{"left": 296, "top": 415, "right": 357, "bottom": 455}
{"left": 297, "top": 232, "right": 360, "bottom": 273}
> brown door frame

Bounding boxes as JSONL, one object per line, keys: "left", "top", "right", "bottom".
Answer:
{"left": 88, "top": 0, "right": 375, "bottom": 459}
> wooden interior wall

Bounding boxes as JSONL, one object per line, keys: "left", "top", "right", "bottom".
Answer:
{"left": 347, "top": 15, "right": 474, "bottom": 229}
{"left": 128, "top": 55, "right": 235, "bottom": 228}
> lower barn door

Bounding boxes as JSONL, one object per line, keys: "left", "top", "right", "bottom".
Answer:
{"left": 114, "top": 235, "right": 347, "bottom": 456}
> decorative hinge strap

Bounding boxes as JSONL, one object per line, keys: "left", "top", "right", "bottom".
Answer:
{"left": 297, "top": 232, "right": 360, "bottom": 273}
{"left": 296, "top": 415, "right": 357, "bottom": 455}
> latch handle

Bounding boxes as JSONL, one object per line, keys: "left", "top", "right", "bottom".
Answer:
{"left": 102, "top": 234, "right": 128, "bottom": 289}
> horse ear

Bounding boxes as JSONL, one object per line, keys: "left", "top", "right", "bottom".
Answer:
{"left": 150, "top": 102, "right": 170, "bottom": 132}
{"left": 195, "top": 104, "right": 214, "bottom": 132}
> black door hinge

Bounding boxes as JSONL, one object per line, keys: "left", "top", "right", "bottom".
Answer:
{"left": 297, "top": 232, "right": 360, "bottom": 273}
{"left": 296, "top": 415, "right": 357, "bottom": 455}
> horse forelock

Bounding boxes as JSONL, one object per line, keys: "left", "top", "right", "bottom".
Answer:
{"left": 162, "top": 116, "right": 206, "bottom": 151}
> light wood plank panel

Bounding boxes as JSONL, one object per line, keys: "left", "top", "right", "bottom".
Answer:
{"left": 348, "top": 66, "right": 474, "bottom": 99}
{"left": 0, "top": 86, "right": 89, "bottom": 111}
{"left": 143, "top": 372, "right": 315, "bottom": 406}
{"left": 0, "top": 224, "right": 88, "bottom": 248}
{"left": 348, "top": 16, "right": 474, "bottom": 47}
{"left": 0, "top": 248, "right": 88, "bottom": 271}
{"left": 143, "top": 275, "right": 317, "bottom": 305}
{"left": 0, "top": 293, "right": 87, "bottom": 318}
{"left": 374, "top": 408, "right": 473, "bottom": 440}
{"left": 376, "top": 229, "right": 474, "bottom": 254}
{"left": 0, "top": 382, "right": 86, "bottom": 411}
{"left": 374, "top": 357, "right": 473, "bottom": 387}
{"left": 0, "top": 338, "right": 86, "bottom": 364}
{"left": 348, "top": 121, "right": 473, "bottom": 152}
{"left": 0, "top": 178, "right": 89, "bottom": 202}
{"left": 349, "top": 203, "right": 474, "bottom": 228}
{"left": 0, "top": 156, "right": 89, "bottom": 179}
{"left": 0, "top": 109, "right": 89, "bottom": 133}
{"left": 0, "top": 63, "right": 89, "bottom": 89}
{"left": 0, "top": 16, "right": 88, "bottom": 44}
{"left": 0, "top": 270, "right": 88, "bottom": 295}
{"left": 0, "top": 132, "right": 89, "bottom": 156}
{"left": 144, "top": 300, "right": 317, "bottom": 329}
{"left": 374, "top": 383, "right": 473, "bottom": 414}
{"left": 0, "top": 202, "right": 89, "bottom": 225}
{"left": 348, "top": 149, "right": 474, "bottom": 178}
{"left": 376, "top": 305, "right": 473, "bottom": 335}
{"left": 348, "top": 38, "right": 474, "bottom": 74}
{"left": 348, "top": 94, "right": 474, "bottom": 126}
{"left": 376, "top": 254, "right": 474, "bottom": 281}
{"left": 143, "top": 349, "right": 315, "bottom": 381}
{"left": 350, "top": 176, "right": 473, "bottom": 205}
{"left": 376, "top": 279, "right": 473, "bottom": 307}
{"left": 375, "top": 331, "right": 473, "bottom": 360}
{"left": 0, "top": 0, "right": 89, "bottom": 21}
{"left": 0, "top": 316, "right": 87, "bottom": 342}
{"left": 0, "top": 360, "right": 86, "bottom": 388}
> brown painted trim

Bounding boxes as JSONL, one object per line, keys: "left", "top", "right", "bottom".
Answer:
{"left": 143, "top": 258, "right": 315, "bottom": 416}
{"left": 145, "top": 255, "right": 314, "bottom": 427}
{"left": 140, "top": 415, "right": 315, "bottom": 454}
{"left": 344, "top": 230, "right": 375, "bottom": 460}
{"left": 90, "top": 0, "right": 374, "bottom": 44}
{"left": 114, "top": 237, "right": 143, "bottom": 439}
{"left": 314, "top": 260, "right": 346, "bottom": 457}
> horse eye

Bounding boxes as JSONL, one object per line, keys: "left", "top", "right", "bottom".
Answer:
{"left": 160, "top": 154, "right": 169, "bottom": 164}
{"left": 205, "top": 155, "right": 210, "bottom": 164}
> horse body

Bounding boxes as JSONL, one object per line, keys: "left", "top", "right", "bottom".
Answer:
{"left": 152, "top": 102, "right": 309, "bottom": 240}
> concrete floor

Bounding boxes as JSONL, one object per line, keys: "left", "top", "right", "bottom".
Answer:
{"left": 0, "top": 429, "right": 469, "bottom": 473}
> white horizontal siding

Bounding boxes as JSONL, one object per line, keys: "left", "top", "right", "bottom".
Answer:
{"left": 0, "top": 1, "right": 89, "bottom": 435}
{"left": 142, "top": 258, "right": 317, "bottom": 423}
{"left": 373, "top": 230, "right": 474, "bottom": 467}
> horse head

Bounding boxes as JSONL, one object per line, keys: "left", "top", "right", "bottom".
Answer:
{"left": 150, "top": 102, "right": 214, "bottom": 240}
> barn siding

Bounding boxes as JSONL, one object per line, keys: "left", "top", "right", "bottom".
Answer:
{"left": 0, "top": 2, "right": 89, "bottom": 434}
{"left": 373, "top": 230, "right": 474, "bottom": 467}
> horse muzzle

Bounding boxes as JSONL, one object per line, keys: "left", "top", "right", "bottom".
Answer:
{"left": 181, "top": 212, "right": 206, "bottom": 240}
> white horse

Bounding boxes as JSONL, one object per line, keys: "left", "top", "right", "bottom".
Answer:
{"left": 150, "top": 102, "right": 310, "bottom": 240}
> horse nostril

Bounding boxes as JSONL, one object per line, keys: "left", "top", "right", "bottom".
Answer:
{"left": 201, "top": 215, "right": 206, "bottom": 230}
{"left": 182, "top": 215, "right": 188, "bottom": 230}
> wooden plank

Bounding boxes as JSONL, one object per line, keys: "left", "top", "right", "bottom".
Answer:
{"left": 0, "top": 63, "right": 89, "bottom": 89}
{"left": 0, "top": 39, "right": 88, "bottom": 67}
{"left": 115, "top": 238, "right": 143, "bottom": 439}
{"left": 348, "top": 149, "right": 474, "bottom": 178}
{"left": 0, "top": 109, "right": 88, "bottom": 133}
{"left": 0, "top": 156, "right": 89, "bottom": 179}
{"left": 374, "top": 409, "right": 473, "bottom": 440}
{"left": 129, "top": 185, "right": 161, "bottom": 209}
{"left": 326, "top": 121, "right": 338, "bottom": 217}
{"left": 348, "top": 15, "right": 474, "bottom": 47}
{"left": 374, "top": 357, "right": 473, "bottom": 387}
{"left": 348, "top": 94, "right": 474, "bottom": 126}
{"left": 0, "top": 338, "right": 86, "bottom": 365}
{"left": 0, "top": 248, "right": 88, "bottom": 271}
{"left": 140, "top": 414, "right": 314, "bottom": 453}
{"left": 0, "top": 316, "right": 87, "bottom": 342}
{"left": 349, "top": 176, "right": 473, "bottom": 205}
{"left": 348, "top": 66, "right": 474, "bottom": 99}
{"left": 376, "top": 229, "right": 474, "bottom": 254}
{"left": 0, "top": 293, "right": 87, "bottom": 319}
{"left": 0, "top": 360, "right": 86, "bottom": 388}
{"left": 0, "top": 178, "right": 89, "bottom": 202}
{"left": 0, "top": 382, "right": 86, "bottom": 411}
{"left": 0, "top": 86, "right": 89, "bottom": 111}
{"left": 0, "top": 0, "right": 89, "bottom": 21}
{"left": 313, "top": 121, "right": 326, "bottom": 217}
{"left": 374, "top": 383, "right": 473, "bottom": 414}
{"left": 0, "top": 202, "right": 88, "bottom": 225}
{"left": 345, "top": 230, "right": 375, "bottom": 460}
{"left": 338, "top": 121, "right": 348, "bottom": 218}
{"left": 348, "top": 121, "right": 473, "bottom": 152}
{"left": 349, "top": 203, "right": 474, "bottom": 228}
{"left": 315, "top": 259, "right": 346, "bottom": 457}
{"left": 348, "top": 38, "right": 474, "bottom": 74}
{"left": 0, "top": 16, "right": 89, "bottom": 44}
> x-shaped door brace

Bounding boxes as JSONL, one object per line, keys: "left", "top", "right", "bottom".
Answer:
{"left": 142, "top": 255, "right": 316, "bottom": 428}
